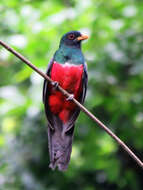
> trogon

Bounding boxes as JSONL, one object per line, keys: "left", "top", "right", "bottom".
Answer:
{"left": 43, "top": 31, "right": 88, "bottom": 171}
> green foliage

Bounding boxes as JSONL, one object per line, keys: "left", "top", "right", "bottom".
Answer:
{"left": 0, "top": 0, "right": 143, "bottom": 189}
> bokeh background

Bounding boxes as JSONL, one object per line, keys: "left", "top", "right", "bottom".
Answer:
{"left": 0, "top": 0, "right": 143, "bottom": 189}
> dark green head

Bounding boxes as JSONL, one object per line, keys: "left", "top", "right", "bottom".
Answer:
{"left": 59, "top": 31, "right": 88, "bottom": 49}
{"left": 54, "top": 31, "right": 88, "bottom": 64}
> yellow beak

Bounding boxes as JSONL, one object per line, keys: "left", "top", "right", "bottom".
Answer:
{"left": 76, "top": 34, "right": 88, "bottom": 41}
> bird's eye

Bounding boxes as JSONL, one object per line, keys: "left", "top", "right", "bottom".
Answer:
{"left": 68, "top": 34, "right": 75, "bottom": 40}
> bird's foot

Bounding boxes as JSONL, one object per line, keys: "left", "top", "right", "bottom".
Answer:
{"left": 51, "top": 81, "right": 59, "bottom": 90}
{"left": 66, "top": 94, "right": 74, "bottom": 101}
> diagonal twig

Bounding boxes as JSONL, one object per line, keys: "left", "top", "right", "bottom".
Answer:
{"left": 0, "top": 39, "right": 142, "bottom": 169}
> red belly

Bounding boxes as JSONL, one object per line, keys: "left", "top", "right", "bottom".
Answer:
{"left": 48, "top": 62, "right": 83, "bottom": 123}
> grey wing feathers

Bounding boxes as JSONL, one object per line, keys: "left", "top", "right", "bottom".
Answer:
{"left": 43, "top": 59, "right": 53, "bottom": 103}
{"left": 81, "top": 62, "right": 88, "bottom": 103}
{"left": 43, "top": 59, "right": 55, "bottom": 129}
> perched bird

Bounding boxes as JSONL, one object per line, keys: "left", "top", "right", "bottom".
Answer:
{"left": 43, "top": 31, "right": 88, "bottom": 171}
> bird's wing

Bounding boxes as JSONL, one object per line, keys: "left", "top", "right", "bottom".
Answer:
{"left": 43, "top": 58, "right": 58, "bottom": 130}
{"left": 63, "top": 62, "right": 88, "bottom": 133}
{"left": 43, "top": 58, "right": 53, "bottom": 103}
{"left": 81, "top": 62, "right": 88, "bottom": 103}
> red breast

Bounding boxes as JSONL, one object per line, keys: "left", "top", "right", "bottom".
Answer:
{"left": 48, "top": 62, "right": 83, "bottom": 123}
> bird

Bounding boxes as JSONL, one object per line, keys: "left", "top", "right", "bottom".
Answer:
{"left": 43, "top": 31, "right": 88, "bottom": 171}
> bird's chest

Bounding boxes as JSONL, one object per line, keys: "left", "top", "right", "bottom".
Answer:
{"left": 50, "top": 62, "right": 83, "bottom": 93}
{"left": 48, "top": 62, "right": 83, "bottom": 122}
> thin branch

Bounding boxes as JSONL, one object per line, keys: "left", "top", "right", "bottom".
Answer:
{"left": 0, "top": 39, "right": 143, "bottom": 169}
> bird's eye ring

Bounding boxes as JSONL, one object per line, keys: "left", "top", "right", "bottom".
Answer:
{"left": 68, "top": 34, "right": 75, "bottom": 40}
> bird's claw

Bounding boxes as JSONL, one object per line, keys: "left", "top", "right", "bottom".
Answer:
{"left": 66, "top": 94, "right": 74, "bottom": 101}
{"left": 51, "top": 81, "right": 59, "bottom": 90}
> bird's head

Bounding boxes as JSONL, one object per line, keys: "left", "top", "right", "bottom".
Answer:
{"left": 59, "top": 31, "right": 88, "bottom": 49}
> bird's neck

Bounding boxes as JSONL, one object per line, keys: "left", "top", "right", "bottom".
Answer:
{"left": 54, "top": 44, "right": 84, "bottom": 65}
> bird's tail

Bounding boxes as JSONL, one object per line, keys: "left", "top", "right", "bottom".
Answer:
{"left": 47, "top": 122, "right": 74, "bottom": 171}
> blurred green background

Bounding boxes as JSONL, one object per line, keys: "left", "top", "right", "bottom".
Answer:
{"left": 0, "top": 0, "right": 143, "bottom": 189}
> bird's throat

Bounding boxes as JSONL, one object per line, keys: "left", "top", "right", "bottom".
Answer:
{"left": 54, "top": 44, "right": 84, "bottom": 65}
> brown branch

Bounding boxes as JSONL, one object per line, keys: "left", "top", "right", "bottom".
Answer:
{"left": 0, "top": 39, "right": 143, "bottom": 169}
